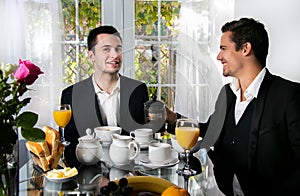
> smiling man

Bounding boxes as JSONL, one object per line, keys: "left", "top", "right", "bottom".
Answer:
{"left": 60, "top": 26, "right": 149, "bottom": 167}
{"left": 199, "top": 18, "right": 300, "bottom": 195}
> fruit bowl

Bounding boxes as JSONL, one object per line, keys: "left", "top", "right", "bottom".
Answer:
{"left": 117, "top": 176, "right": 175, "bottom": 194}
{"left": 100, "top": 176, "right": 175, "bottom": 195}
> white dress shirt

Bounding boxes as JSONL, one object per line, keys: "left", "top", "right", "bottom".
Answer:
{"left": 229, "top": 68, "right": 266, "bottom": 195}
{"left": 92, "top": 74, "right": 120, "bottom": 126}
{"left": 230, "top": 68, "right": 266, "bottom": 124}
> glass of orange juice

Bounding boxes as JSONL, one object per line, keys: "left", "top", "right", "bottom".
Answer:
{"left": 53, "top": 104, "right": 72, "bottom": 146}
{"left": 175, "top": 118, "right": 200, "bottom": 180}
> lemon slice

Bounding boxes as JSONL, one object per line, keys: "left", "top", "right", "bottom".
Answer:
{"left": 64, "top": 167, "right": 78, "bottom": 177}
{"left": 56, "top": 172, "right": 64, "bottom": 178}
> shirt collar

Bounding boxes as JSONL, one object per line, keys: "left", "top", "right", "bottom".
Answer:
{"left": 245, "top": 68, "right": 266, "bottom": 99}
{"left": 92, "top": 74, "right": 120, "bottom": 94}
{"left": 230, "top": 68, "right": 266, "bottom": 99}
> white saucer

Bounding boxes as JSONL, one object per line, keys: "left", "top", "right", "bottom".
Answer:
{"left": 139, "top": 157, "right": 179, "bottom": 168}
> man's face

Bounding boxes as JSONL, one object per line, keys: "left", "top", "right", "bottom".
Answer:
{"left": 216, "top": 31, "right": 244, "bottom": 77}
{"left": 90, "top": 34, "right": 122, "bottom": 75}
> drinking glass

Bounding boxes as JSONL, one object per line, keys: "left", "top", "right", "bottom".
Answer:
{"left": 53, "top": 104, "right": 72, "bottom": 146}
{"left": 175, "top": 119, "right": 200, "bottom": 189}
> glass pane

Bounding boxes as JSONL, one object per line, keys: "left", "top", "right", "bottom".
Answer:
{"left": 62, "top": 0, "right": 101, "bottom": 40}
{"left": 63, "top": 43, "right": 77, "bottom": 83}
{"left": 159, "top": 43, "right": 176, "bottom": 85}
{"left": 161, "top": 86, "right": 175, "bottom": 109}
{"left": 135, "top": 43, "right": 157, "bottom": 84}
{"left": 135, "top": 0, "right": 180, "bottom": 108}
{"left": 78, "top": 1, "right": 102, "bottom": 39}
{"left": 135, "top": 0, "right": 180, "bottom": 37}
{"left": 135, "top": 1, "right": 159, "bottom": 36}
{"left": 161, "top": 1, "right": 181, "bottom": 38}
{"left": 134, "top": 44, "right": 177, "bottom": 81}
{"left": 61, "top": 0, "right": 101, "bottom": 84}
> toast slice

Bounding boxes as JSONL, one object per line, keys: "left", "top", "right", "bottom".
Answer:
{"left": 43, "top": 126, "right": 60, "bottom": 157}
{"left": 46, "top": 155, "right": 54, "bottom": 166}
{"left": 26, "top": 141, "right": 45, "bottom": 157}
{"left": 26, "top": 142, "right": 50, "bottom": 171}
{"left": 51, "top": 143, "right": 64, "bottom": 169}
{"left": 26, "top": 126, "right": 63, "bottom": 171}
{"left": 38, "top": 141, "right": 50, "bottom": 157}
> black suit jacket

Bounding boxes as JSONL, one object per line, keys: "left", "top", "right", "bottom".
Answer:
{"left": 201, "top": 69, "right": 300, "bottom": 195}
{"left": 60, "top": 75, "right": 149, "bottom": 167}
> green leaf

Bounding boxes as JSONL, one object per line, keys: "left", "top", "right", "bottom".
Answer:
{"left": 15, "top": 111, "right": 38, "bottom": 128}
{"left": 21, "top": 127, "right": 45, "bottom": 142}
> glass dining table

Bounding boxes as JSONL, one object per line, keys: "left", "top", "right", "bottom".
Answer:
{"left": 18, "top": 140, "right": 210, "bottom": 196}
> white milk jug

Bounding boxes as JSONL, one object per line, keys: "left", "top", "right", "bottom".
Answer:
{"left": 109, "top": 134, "right": 140, "bottom": 165}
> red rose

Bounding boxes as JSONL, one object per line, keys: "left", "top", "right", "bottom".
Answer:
{"left": 14, "top": 59, "right": 44, "bottom": 85}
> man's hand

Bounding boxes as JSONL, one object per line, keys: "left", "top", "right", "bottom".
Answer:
{"left": 165, "top": 106, "right": 177, "bottom": 126}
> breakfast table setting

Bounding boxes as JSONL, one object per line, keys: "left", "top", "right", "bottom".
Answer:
{"left": 18, "top": 122, "right": 223, "bottom": 196}
{"left": 1, "top": 60, "right": 222, "bottom": 195}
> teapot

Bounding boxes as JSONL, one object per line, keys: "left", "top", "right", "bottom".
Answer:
{"left": 144, "top": 94, "right": 166, "bottom": 132}
{"left": 109, "top": 134, "right": 140, "bottom": 165}
{"left": 76, "top": 128, "right": 103, "bottom": 165}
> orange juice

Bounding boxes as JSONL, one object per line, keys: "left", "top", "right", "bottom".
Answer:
{"left": 175, "top": 127, "right": 200, "bottom": 150}
{"left": 53, "top": 110, "right": 72, "bottom": 127}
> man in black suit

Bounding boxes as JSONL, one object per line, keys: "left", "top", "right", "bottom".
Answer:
{"left": 60, "top": 26, "right": 149, "bottom": 167}
{"left": 198, "top": 18, "right": 300, "bottom": 195}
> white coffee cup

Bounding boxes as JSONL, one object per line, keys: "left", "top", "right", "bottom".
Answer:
{"left": 94, "top": 126, "right": 122, "bottom": 145}
{"left": 130, "top": 128, "right": 153, "bottom": 144}
{"left": 148, "top": 143, "right": 171, "bottom": 163}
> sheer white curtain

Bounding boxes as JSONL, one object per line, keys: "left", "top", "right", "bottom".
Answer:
{"left": 0, "top": 0, "right": 26, "bottom": 63}
{"left": 0, "top": 0, "right": 65, "bottom": 128}
{"left": 175, "top": 0, "right": 234, "bottom": 122}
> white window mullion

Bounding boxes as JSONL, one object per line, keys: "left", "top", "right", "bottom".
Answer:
{"left": 102, "top": 0, "right": 135, "bottom": 78}
{"left": 75, "top": 0, "right": 80, "bottom": 81}
{"left": 157, "top": 0, "right": 162, "bottom": 100}
{"left": 123, "top": 0, "right": 135, "bottom": 78}
{"left": 102, "top": 0, "right": 123, "bottom": 30}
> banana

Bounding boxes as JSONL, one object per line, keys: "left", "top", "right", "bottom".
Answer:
{"left": 115, "top": 176, "right": 175, "bottom": 194}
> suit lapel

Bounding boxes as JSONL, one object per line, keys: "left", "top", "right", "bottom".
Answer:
{"left": 72, "top": 76, "right": 102, "bottom": 136}
{"left": 248, "top": 70, "right": 274, "bottom": 169}
{"left": 94, "top": 93, "right": 104, "bottom": 125}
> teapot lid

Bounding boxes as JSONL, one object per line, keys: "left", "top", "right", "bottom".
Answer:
{"left": 79, "top": 128, "right": 99, "bottom": 141}
{"left": 144, "top": 94, "right": 164, "bottom": 110}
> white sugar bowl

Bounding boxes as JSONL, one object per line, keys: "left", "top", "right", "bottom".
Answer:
{"left": 76, "top": 128, "right": 103, "bottom": 165}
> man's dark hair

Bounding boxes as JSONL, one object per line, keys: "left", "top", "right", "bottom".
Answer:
{"left": 221, "top": 18, "right": 269, "bottom": 67}
{"left": 87, "top": 25, "right": 122, "bottom": 51}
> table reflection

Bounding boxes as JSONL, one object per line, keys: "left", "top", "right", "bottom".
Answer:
{"left": 44, "top": 179, "right": 78, "bottom": 194}
{"left": 19, "top": 141, "right": 207, "bottom": 195}
{"left": 77, "top": 164, "right": 105, "bottom": 191}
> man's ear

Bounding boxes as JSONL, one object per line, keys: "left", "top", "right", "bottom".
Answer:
{"left": 242, "top": 42, "right": 252, "bottom": 56}
{"left": 88, "top": 50, "right": 95, "bottom": 62}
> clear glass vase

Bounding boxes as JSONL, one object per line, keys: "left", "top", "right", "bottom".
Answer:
{"left": 0, "top": 143, "right": 19, "bottom": 196}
